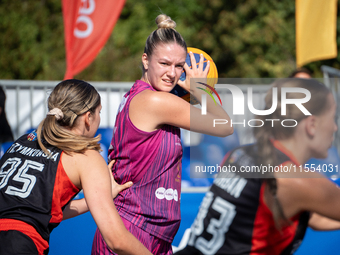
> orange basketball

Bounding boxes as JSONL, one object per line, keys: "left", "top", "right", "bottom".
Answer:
{"left": 171, "top": 47, "right": 218, "bottom": 103}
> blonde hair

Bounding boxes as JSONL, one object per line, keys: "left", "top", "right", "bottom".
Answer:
{"left": 254, "top": 78, "right": 331, "bottom": 227}
{"left": 37, "top": 79, "right": 101, "bottom": 155}
{"left": 143, "top": 14, "right": 187, "bottom": 72}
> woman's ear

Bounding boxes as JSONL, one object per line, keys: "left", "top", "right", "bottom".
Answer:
{"left": 142, "top": 53, "right": 149, "bottom": 70}
{"left": 304, "top": 115, "right": 317, "bottom": 137}
{"left": 84, "top": 111, "right": 91, "bottom": 129}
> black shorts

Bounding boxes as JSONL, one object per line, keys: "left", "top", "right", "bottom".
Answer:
{"left": 174, "top": 246, "right": 203, "bottom": 255}
{"left": 0, "top": 230, "right": 39, "bottom": 255}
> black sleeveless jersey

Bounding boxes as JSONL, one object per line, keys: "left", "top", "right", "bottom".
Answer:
{"left": 175, "top": 141, "right": 309, "bottom": 255}
{"left": 0, "top": 131, "right": 80, "bottom": 242}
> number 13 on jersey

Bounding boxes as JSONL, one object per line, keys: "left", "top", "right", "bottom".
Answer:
{"left": 188, "top": 191, "right": 236, "bottom": 254}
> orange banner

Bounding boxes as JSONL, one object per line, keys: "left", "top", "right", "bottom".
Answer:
{"left": 62, "top": 0, "right": 125, "bottom": 79}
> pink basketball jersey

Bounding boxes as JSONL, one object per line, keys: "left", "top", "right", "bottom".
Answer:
{"left": 109, "top": 80, "right": 183, "bottom": 242}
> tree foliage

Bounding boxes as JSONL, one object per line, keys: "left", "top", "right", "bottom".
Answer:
{"left": 0, "top": 0, "right": 339, "bottom": 80}
{"left": 0, "top": 0, "right": 65, "bottom": 79}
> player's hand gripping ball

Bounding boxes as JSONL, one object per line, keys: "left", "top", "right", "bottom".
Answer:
{"left": 170, "top": 47, "right": 218, "bottom": 104}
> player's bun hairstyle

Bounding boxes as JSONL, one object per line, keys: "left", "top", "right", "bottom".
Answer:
{"left": 254, "top": 78, "right": 331, "bottom": 227}
{"left": 37, "top": 79, "right": 101, "bottom": 154}
{"left": 143, "top": 14, "right": 187, "bottom": 72}
{"left": 288, "top": 67, "right": 313, "bottom": 78}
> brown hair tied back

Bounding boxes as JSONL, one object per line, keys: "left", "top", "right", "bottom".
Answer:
{"left": 37, "top": 79, "right": 101, "bottom": 155}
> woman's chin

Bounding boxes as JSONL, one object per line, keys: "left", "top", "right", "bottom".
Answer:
{"left": 162, "top": 85, "right": 176, "bottom": 93}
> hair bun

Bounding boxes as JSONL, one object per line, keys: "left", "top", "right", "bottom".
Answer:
{"left": 155, "top": 14, "right": 176, "bottom": 29}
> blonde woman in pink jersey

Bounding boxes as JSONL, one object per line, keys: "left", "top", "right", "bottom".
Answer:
{"left": 92, "top": 14, "right": 233, "bottom": 255}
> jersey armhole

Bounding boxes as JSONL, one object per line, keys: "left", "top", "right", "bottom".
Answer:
{"left": 59, "top": 152, "right": 81, "bottom": 191}
{"left": 127, "top": 90, "right": 160, "bottom": 135}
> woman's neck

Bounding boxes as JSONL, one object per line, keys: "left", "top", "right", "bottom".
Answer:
{"left": 140, "top": 74, "right": 149, "bottom": 85}
{"left": 276, "top": 137, "right": 310, "bottom": 165}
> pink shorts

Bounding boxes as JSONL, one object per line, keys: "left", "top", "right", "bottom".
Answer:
{"left": 91, "top": 217, "right": 173, "bottom": 255}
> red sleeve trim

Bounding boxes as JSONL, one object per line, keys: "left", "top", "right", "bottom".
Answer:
{"left": 50, "top": 152, "right": 80, "bottom": 224}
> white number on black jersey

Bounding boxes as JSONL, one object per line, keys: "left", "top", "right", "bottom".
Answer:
{"left": 0, "top": 158, "right": 44, "bottom": 198}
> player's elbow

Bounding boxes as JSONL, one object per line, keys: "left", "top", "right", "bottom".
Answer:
{"left": 105, "top": 238, "right": 129, "bottom": 254}
{"left": 224, "top": 126, "right": 234, "bottom": 137}
{"left": 210, "top": 119, "right": 234, "bottom": 137}
{"left": 216, "top": 126, "right": 234, "bottom": 137}
{"left": 104, "top": 229, "right": 139, "bottom": 254}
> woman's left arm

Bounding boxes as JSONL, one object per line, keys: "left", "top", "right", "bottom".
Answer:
{"left": 309, "top": 212, "right": 340, "bottom": 231}
{"left": 63, "top": 198, "right": 89, "bottom": 220}
{"left": 63, "top": 160, "right": 132, "bottom": 220}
